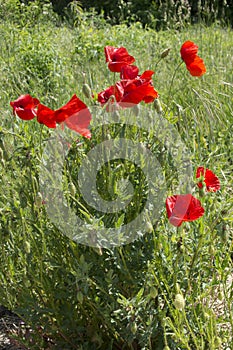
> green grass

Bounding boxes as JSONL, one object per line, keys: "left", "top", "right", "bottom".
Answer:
{"left": 0, "top": 8, "right": 232, "bottom": 350}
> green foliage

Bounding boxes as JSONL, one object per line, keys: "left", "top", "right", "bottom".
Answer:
{"left": 0, "top": 0, "right": 59, "bottom": 26}
{"left": 0, "top": 9, "right": 232, "bottom": 350}
{"left": 68, "top": 0, "right": 232, "bottom": 29}
{"left": 1, "top": 0, "right": 232, "bottom": 29}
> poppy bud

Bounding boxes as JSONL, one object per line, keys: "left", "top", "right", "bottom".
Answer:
{"left": 82, "top": 83, "right": 92, "bottom": 99}
{"left": 69, "top": 182, "right": 76, "bottom": 197}
{"left": 198, "top": 185, "right": 205, "bottom": 198}
{"left": 218, "top": 290, "right": 224, "bottom": 301}
{"left": 35, "top": 192, "right": 43, "bottom": 207}
{"left": 163, "top": 346, "right": 171, "bottom": 350}
{"left": 145, "top": 221, "right": 153, "bottom": 233}
{"left": 174, "top": 293, "right": 185, "bottom": 310}
{"left": 160, "top": 48, "right": 171, "bottom": 59}
{"left": 25, "top": 241, "right": 31, "bottom": 254}
{"left": 149, "top": 286, "right": 158, "bottom": 298}
{"left": 77, "top": 291, "right": 84, "bottom": 304}
{"left": 130, "top": 322, "right": 137, "bottom": 334}
{"left": 0, "top": 148, "right": 5, "bottom": 166}
{"left": 153, "top": 98, "right": 163, "bottom": 115}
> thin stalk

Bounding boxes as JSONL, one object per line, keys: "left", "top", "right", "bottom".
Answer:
{"left": 164, "top": 61, "right": 184, "bottom": 116}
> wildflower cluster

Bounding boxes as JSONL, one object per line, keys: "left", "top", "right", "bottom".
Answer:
{"left": 9, "top": 40, "right": 218, "bottom": 229}
{"left": 98, "top": 46, "right": 158, "bottom": 107}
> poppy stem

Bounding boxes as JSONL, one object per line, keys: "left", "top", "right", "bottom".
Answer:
{"left": 39, "top": 124, "right": 44, "bottom": 158}
{"left": 164, "top": 61, "right": 184, "bottom": 116}
{"left": 154, "top": 57, "right": 162, "bottom": 67}
{"left": 185, "top": 218, "right": 205, "bottom": 297}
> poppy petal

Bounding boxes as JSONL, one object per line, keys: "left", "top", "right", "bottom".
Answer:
{"left": 120, "top": 65, "right": 139, "bottom": 80}
{"left": 104, "top": 46, "right": 135, "bottom": 73}
{"left": 10, "top": 94, "right": 39, "bottom": 120}
{"left": 186, "top": 56, "right": 206, "bottom": 77}
{"left": 166, "top": 194, "right": 204, "bottom": 227}
{"left": 180, "top": 41, "right": 198, "bottom": 64}
{"left": 37, "top": 104, "right": 56, "bottom": 128}
{"left": 196, "top": 167, "right": 220, "bottom": 192}
{"left": 180, "top": 41, "right": 206, "bottom": 76}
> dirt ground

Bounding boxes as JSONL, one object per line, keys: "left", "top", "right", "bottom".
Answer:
{"left": 0, "top": 306, "right": 27, "bottom": 350}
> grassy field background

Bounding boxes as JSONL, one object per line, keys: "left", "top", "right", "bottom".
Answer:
{"left": 0, "top": 3, "right": 232, "bottom": 349}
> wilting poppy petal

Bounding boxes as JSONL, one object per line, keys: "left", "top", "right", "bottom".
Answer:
{"left": 104, "top": 46, "right": 135, "bottom": 72}
{"left": 37, "top": 104, "right": 56, "bottom": 128}
{"left": 196, "top": 167, "right": 220, "bottom": 192}
{"left": 10, "top": 94, "right": 39, "bottom": 120}
{"left": 64, "top": 121, "right": 91, "bottom": 138}
{"left": 166, "top": 194, "right": 204, "bottom": 227}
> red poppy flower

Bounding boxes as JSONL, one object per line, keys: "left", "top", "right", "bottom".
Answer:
{"left": 63, "top": 108, "right": 92, "bottom": 139}
{"left": 196, "top": 167, "right": 220, "bottom": 192}
{"left": 120, "top": 65, "right": 139, "bottom": 80}
{"left": 166, "top": 194, "right": 205, "bottom": 227}
{"left": 104, "top": 46, "right": 135, "bottom": 72}
{"left": 53, "top": 95, "right": 87, "bottom": 123}
{"left": 180, "top": 41, "right": 198, "bottom": 65}
{"left": 98, "top": 70, "right": 158, "bottom": 107}
{"left": 97, "top": 84, "right": 124, "bottom": 105}
{"left": 37, "top": 95, "right": 92, "bottom": 138}
{"left": 10, "top": 94, "right": 40, "bottom": 120}
{"left": 56, "top": 95, "right": 92, "bottom": 138}
{"left": 186, "top": 56, "right": 206, "bottom": 76}
{"left": 180, "top": 41, "right": 206, "bottom": 77}
{"left": 37, "top": 104, "right": 56, "bottom": 128}
{"left": 121, "top": 70, "right": 158, "bottom": 104}
{"left": 120, "top": 77, "right": 158, "bottom": 104}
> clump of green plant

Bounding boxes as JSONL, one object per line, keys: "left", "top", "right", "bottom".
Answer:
{"left": 0, "top": 11, "right": 232, "bottom": 350}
